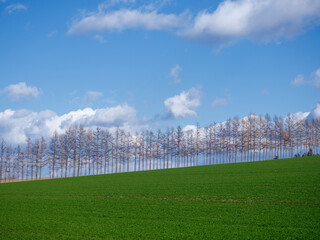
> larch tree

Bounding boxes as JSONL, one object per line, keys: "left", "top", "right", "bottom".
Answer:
{"left": 0, "top": 139, "right": 6, "bottom": 181}
{"left": 49, "top": 131, "right": 60, "bottom": 178}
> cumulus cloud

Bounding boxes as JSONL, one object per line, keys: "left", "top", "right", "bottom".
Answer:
{"left": 169, "top": 64, "right": 182, "bottom": 84}
{"left": 182, "top": 0, "right": 320, "bottom": 44}
{"left": 6, "top": 3, "right": 27, "bottom": 14}
{"left": 291, "top": 68, "right": 320, "bottom": 89}
{"left": 211, "top": 97, "right": 228, "bottom": 108}
{"left": 164, "top": 87, "right": 201, "bottom": 118}
{"left": 2, "top": 82, "right": 41, "bottom": 101}
{"left": 67, "top": 9, "right": 187, "bottom": 35}
{"left": 0, "top": 104, "right": 139, "bottom": 144}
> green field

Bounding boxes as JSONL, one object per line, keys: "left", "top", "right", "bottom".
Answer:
{"left": 0, "top": 157, "right": 319, "bottom": 239}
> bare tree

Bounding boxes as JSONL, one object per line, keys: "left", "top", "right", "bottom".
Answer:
{"left": 49, "top": 131, "right": 60, "bottom": 178}
{"left": 85, "top": 129, "right": 93, "bottom": 175}
{"left": 0, "top": 139, "right": 6, "bottom": 181}
{"left": 77, "top": 125, "right": 86, "bottom": 176}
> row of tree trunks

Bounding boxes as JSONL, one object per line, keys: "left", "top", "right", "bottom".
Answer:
{"left": 1, "top": 114, "right": 319, "bottom": 181}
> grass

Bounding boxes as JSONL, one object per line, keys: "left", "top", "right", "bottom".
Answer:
{"left": 0, "top": 157, "right": 319, "bottom": 239}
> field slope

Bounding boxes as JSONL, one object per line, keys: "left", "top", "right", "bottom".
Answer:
{"left": 0, "top": 157, "right": 319, "bottom": 239}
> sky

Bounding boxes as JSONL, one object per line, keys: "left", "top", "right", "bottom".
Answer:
{"left": 0, "top": 0, "right": 320, "bottom": 144}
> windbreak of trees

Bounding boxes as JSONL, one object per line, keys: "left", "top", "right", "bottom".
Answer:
{"left": 0, "top": 114, "right": 319, "bottom": 182}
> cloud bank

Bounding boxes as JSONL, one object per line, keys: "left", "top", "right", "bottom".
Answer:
{"left": 0, "top": 104, "right": 140, "bottom": 144}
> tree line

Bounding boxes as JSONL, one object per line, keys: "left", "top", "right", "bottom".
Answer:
{"left": 1, "top": 113, "right": 319, "bottom": 182}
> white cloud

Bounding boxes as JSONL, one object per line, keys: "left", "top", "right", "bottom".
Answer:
{"left": 113, "top": 0, "right": 136, "bottom": 3}
{"left": 98, "top": 0, "right": 136, "bottom": 10}
{"left": 47, "top": 30, "right": 58, "bottom": 38}
{"left": 0, "top": 109, "right": 57, "bottom": 144}
{"left": 95, "top": 34, "right": 107, "bottom": 43}
{"left": 182, "top": 0, "right": 320, "bottom": 44}
{"left": 293, "top": 111, "right": 311, "bottom": 121}
{"left": 291, "top": 68, "right": 320, "bottom": 89}
{"left": 6, "top": 3, "right": 27, "bottom": 14}
{"left": 164, "top": 87, "right": 201, "bottom": 118}
{"left": 84, "top": 91, "right": 103, "bottom": 106}
{"left": 169, "top": 64, "right": 182, "bottom": 84}
{"left": 307, "top": 102, "right": 320, "bottom": 120}
{"left": 143, "top": 0, "right": 173, "bottom": 11}
{"left": 67, "top": 9, "right": 187, "bottom": 35}
{"left": 0, "top": 104, "right": 139, "bottom": 144}
{"left": 311, "top": 68, "right": 320, "bottom": 89}
{"left": 211, "top": 97, "right": 228, "bottom": 108}
{"left": 182, "top": 124, "right": 197, "bottom": 133}
{"left": 291, "top": 74, "right": 305, "bottom": 86}
{"left": 67, "top": 0, "right": 320, "bottom": 47}
{"left": 0, "top": 0, "right": 6, "bottom": 3}
{"left": 2, "top": 82, "right": 41, "bottom": 101}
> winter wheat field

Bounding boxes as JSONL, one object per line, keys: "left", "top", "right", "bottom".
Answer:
{"left": 1, "top": 0, "right": 320, "bottom": 239}
{"left": 0, "top": 157, "right": 319, "bottom": 239}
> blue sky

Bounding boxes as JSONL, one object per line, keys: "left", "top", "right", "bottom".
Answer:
{"left": 0, "top": 0, "right": 319, "bottom": 143}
